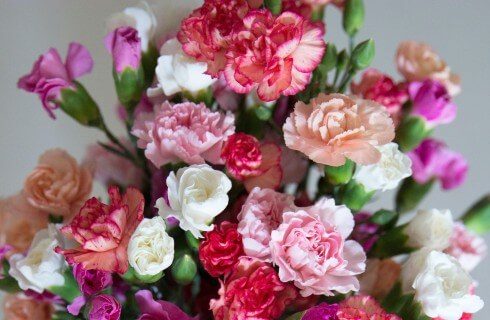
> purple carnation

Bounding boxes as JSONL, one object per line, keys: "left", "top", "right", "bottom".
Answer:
{"left": 303, "top": 302, "right": 339, "bottom": 320}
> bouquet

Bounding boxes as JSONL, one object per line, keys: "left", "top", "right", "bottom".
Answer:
{"left": 1, "top": 0, "right": 489, "bottom": 319}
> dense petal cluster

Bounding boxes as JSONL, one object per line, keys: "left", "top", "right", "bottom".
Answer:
{"left": 337, "top": 295, "right": 401, "bottom": 320}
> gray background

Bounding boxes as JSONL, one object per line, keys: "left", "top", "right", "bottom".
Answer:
{"left": 0, "top": 0, "right": 489, "bottom": 318}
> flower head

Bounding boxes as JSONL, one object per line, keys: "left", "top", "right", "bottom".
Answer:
{"left": 270, "top": 198, "right": 366, "bottom": 296}
{"left": 445, "top": 222, "right": 487, "bottom": 272}
{"left": 18, "top": 43, "right": 93, "bottom": 118}
{"left": 405, "top": 208, "right": 454, "bottom": 251}
{"left": 2, "top": 294, "right": 53, "bottom": 320}
{"left": 284, "top": 93, "right": 395, "bottom": 166}
{"left": 56, "top": 186, "right": 144, "bottom": 274}
{"left": 221, "top": 133, "right": 263, "bottom": 180}
{"left": 132, "top": 101, "right": 235, "bottom": 167}
{"left": 88, "top": 294, "right": 121, "bottom": 320}
{"left": 73, "top": 263, "right": 112, "bottom": 296}
{"left": 104, "top": 26, "right": 142, "bottom": 73}
{"left": 210, "top": 256, "right": 297, "bottom": 320}
{"left": 135, "top": 290, "right": 197, "bottom": 320}
{"left": 224, "top": 10, "right": 325, "bottom": 101}
{"left": 337, "top": 295, "right": 400, "bottom": 319}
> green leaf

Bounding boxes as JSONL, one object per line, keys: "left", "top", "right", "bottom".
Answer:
{"left": 370, "top": 209, "right": 398, "bottom": 228}
{"left": 370, "top": 225, "right": 415, "bottom": 258}
{"left": 264, "top": 0, "right": 282, "bottom": 14}
{"left": 141, "top": 44, "right": 159, "bottom": 86}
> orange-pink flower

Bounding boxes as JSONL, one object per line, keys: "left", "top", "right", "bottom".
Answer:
{"left": 56, "top": 186, "right": 144, "bottom": 274}
{"left": 283, "top": 93, "right": 395, "bottom": 166}
{"left": 2, "top": 294, "right": 53, "bottom": 320}
{"left": 224, "top": 10, "right": 325, "bottom": 101}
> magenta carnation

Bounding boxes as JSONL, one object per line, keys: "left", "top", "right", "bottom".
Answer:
{"left": 73, "top": 263, "right": 112, "bottom": 296}
{"left": 104, "top": 26, "right": 142, "bottom": 73}
{"left": 132, "top": 101, "right": 235, "bottom": 167}
{"left": 88, "top": 294, "right": 121, "bottom": 320}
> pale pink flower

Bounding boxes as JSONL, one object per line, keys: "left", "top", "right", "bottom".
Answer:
{"left": 270, "top": 198, "right": 366, "bottom": 296}
{"left": 224, "top": 10, "right": 325, "bottom": 101}
{"left": 132, "top": 101, "right": 235, "bottom": 167}
{"left": 445, "top": 222, "right": 487, "bottom": 272}
{"left": 23, "top": 149, "right": 92, "bottom": 218}
{"left": 283, "top": 93, "right": 395, "bottom": 167}
{"left": 237, "top": 188, "right": 296, "bottom": 262}
{"left": 396, "top": 41, "right": 461, "bottom": 96}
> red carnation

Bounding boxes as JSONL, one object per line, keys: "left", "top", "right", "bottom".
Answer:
{"left": 199, "top": 222, "right": 244, "bottom": 277}
{"left": 221, "top": 133, "right": 263, "bottom": 180}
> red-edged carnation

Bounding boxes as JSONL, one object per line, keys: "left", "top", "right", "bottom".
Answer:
{"left": 337, "top": 295, "right": 400, "bottom": 320}
{"left": 56, "top": 186, "right": 144, "bottom": 274}
{"left": 178, "top": 0, "right": 251, "bottom": 76}
{"left": 224, "top": 10, "right": 325, "bottom": 101}
{"left": 199, "top": 222, "right": 244, "bottom": 277}
{"left": 210, "top": 257, "right": 296, "bottom": 320}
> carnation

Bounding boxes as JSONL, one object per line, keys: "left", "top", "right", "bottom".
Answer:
{"left": 445, "top": 222, "right": 487, "bottom": 272}
{"left": 337, "top": 295, "right": 401, "bottom": 320}
{"left": 88, "top": 294, "right": 121, "bottom": 320}
{"left": 405, "top": 208, "right": 454, "bottom": 251}
{"left": 132, "top": 101, "right": 235, "bottom": 167}
{"left": 73, "top": 264, "right": 112, "bottom": 296}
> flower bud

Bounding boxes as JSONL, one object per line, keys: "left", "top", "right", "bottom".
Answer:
{"left": 264, "top": 0, "right": 282, "bottom": 15}
{"left": 395, "top": 115, "right": 432, "bottom": 152}
{"left": 343, "top": 0, "right": 365, "bottom": 36}
{"left": 395, "top": 177, "right": 434, "bottom": 214}
{"left": 351, "top": 39, "right": 375, "bottom": 70}
{"left": 336, "top": 179, "right": 374, "bottom": 212}
{"left": 59, "top": 82, "right": 103, "bottom": 128}
{"left": 185, "top": 231, "right": 200, "bottom": 252}
{"left": 171, "top": 253, "right": 197, "bottom": 285}
{"left": 462, "top": 195, "right": 490, "bottom": 235}
{"left": 324, "top": 159, "right": 354, "bottom": 185}
{"left": 337, "top": 50, "right": 349, "bottom": 70}
{"left": 323, "top": 44, "right": 338, "bottom": 72}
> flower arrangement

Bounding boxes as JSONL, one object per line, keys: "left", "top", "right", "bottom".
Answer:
{"left": 1, "top": 1, "right": 489, "bottom": 320}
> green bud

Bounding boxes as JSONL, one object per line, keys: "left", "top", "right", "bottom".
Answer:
{"left": 337, "top": 50, "right": 349, "bottom": 70}
{"left": 113, "top": 67, "right": 145, "bottom": 111}
{"left": 323, "top": 43, "right": 338, "bottom": 72}
{"left": 395, "top": 116, "right": 432, "bottom": 152}
{"left": 351, "top": 39, "right": 375, "bottom": 70}
{"left": 59, "top": 81, "right": 103, "bottom": 128}
{"left": 343, "top": 0, "right": 365, "bottom": 36}
{"left": 370, "top": 209, "right": 398, "bottom": 229}
{"left": 462, "top": 194, "right": 490, "bottom": 235}
{"left": 324, "top": 159, "right": 354, "bottom": 185}
{"left": 336, "top": 179, "right": 374, "bottom": 212}
{"left": 264, "top": 0, "right": 282, "bottom": 15}
{"left": 186, "top": 231, "right": 200, "bottom": 252}
{"left": 395, "top": 177, "right": 434, "bottom": 214}
{"left": 135, "top": 271, "right": 164, "bottom": 284}
{"left": 48, "top": 268, "right": 81, "bottom": 303}
{"left": 171, "top": 253, "right": 197, "bottom": 285}
{"left": 254, "top": 105, "right": 273, "bottom": 121}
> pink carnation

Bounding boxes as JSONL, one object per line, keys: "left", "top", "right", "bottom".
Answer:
{"left": 178, "top": 0, "right": 251, "bottom": 76}
{"left": 132, "top": 101, "right": 235, "bottom": 167}
{"left": 444, "top": 222, "right": 487, "bottom": 272}
{"left": 224, "top": 10, "right": 325, "bottom": 101}
{"left": 283, "top": 93, "right": 395, "bottom": 166}
{"left": 237, "top": 188, "right": 296, "bottom": 261}
{"left": 337, "top": 295, "right": 401, "bottom": 320}
{"left": 104, "top": 26, "right": 141, "bottom": 73}
{"left": 270, "top": 198, "right": 366, "bottom": 296}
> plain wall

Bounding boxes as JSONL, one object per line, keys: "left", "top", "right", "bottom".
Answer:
{"left": 0, "top": 0, "right": 489, "bottom": 318}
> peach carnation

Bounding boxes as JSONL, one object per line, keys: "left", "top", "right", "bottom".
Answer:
{"left": 132, "top": 101, "right": 235, "bottom": 167}
{"left": 224, "top": 10, "right": 325, "bottom": 101}
{"left": 3, "top": 294, "right": 53, "bottom": 320}
{"left": 283, "top": 93, "right": 395, "bottom": 166}
{"left": 56, "top": 186, "right": 144, "bottom": 273}
{"left": 396, "top": 41, "right": 461, "bottom": 96}
{"left": 23, "top": 149, "right": 92, "bottom": 218}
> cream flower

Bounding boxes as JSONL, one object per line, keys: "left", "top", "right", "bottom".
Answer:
{"left": 156, "top": 164, "right": 232, "bottom": 238}
{"left": 353, "top": 142, "right": 412, "bottom": 192}
{"left": 9, "top": 225, "right": 66, "bottom": 293}
{"left": 150, "top": 38, "right": 216, "bottom": 97}
{"left": 401, "top": 249, "right": 483, "bottom": 320}
{"left": 128, "top": 217, "right": 174, "bottom": 276}
{"left": 405, "top": 209, "right": 453, "bottom": 250}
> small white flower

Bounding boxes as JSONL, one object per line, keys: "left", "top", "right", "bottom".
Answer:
{"left": 156, "top": 164, "right": 232, "bottom": 238}
{"left": 9, "top": 225, "right": 66, "bottom": 293}
{"left": 405, "top": 208, "right": 454, "bottom": 250}
{"left": 353, "top": 142, "right": 412, "bottom": 192}
{"left": 107, "top": 3, "right": 157, "bottom": 52}
{"left": 402, "top": 249, "right": 483, "bottom": 320}
{"left": 150, "top": 38, "right": 216, "bottom": 97}
{"left": 128, "top": 217, "right": 174, "bottom": 276}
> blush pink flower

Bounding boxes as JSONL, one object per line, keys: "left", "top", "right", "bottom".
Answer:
{"left": 17, "top": 42, "right": 93, "bottom": 118}
{"left": 337, "top": 295, "right": 401, "bottom": 320}
{"left": 56, "top": 186, "right": 144, "bottom": 274}
{"left": 104, "top": 26, "right": 142, "bottom": 73}
{"left": 283, "top": 93, "right": 395, "bottom": 166}
{"left": 237, "top": 188, "right": 296, "bottom": 261}
{"left": 351, "top": 68, "right": 408, "bottom": 122}
{"left": 210, "top": 256, "right": 297, "bottom": 320}
{"left": 444, "top": 222, "right": 487, "bottom": 272}
{"left": 178, "top": 0, "right": 251, "bottom": 76}
{"left": 224, "top": 10, "right": 325, "bottom": 101}
{"left": 396, "top": 41, "right": 461, "bottom": 96}
{"left": 132, "top": 101, "right": 235, "bottom": 167}
{"left": 270, "top": 198, "right": 366, "bottom": 296}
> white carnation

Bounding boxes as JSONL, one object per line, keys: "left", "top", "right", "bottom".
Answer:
{"left": 402, "top": 249, "right": 483, "bottom": 320}
{"left": 405, "top": 208, "right": 454, "bottom": 250}
{"left": 128, "top": 216, "right": 174, "bottom": 276}
{"left": 156, "top": 164, "right": 232, "bottom": 238}
{"left": 150, "top": 38, "right": 216, "bottom": 97}
{"left": 353, "top": 142, "right": 412, "bottom": 192}
{"left": 107, "top": 3, "right": 157, "bottom": 52}
{"left": 9, "top": 225, "right": 66, "bottom": 293}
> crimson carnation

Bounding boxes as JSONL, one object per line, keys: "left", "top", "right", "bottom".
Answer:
{"left": 221, "top": 133, "right": 262, "bottom": 180}
{"left": 199, "top": 222, "right": 244, "bottom": 277}
{"left": 210, "top": 257, "right": 296, "bottom": 320}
